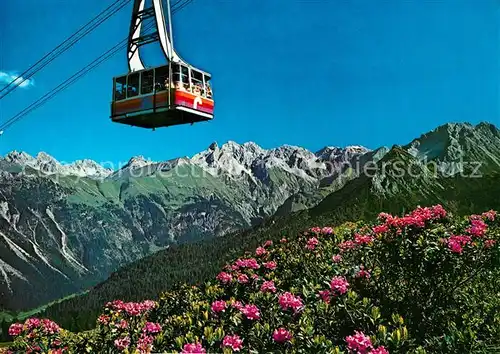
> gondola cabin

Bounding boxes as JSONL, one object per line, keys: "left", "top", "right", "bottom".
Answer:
{"left": 111, "top": 63, "right": 214, "bottom": 129}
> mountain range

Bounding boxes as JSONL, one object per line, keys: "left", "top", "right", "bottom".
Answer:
{"left": 1, "top": 121, "right": 499, "bottom": 321}
{"left": 0, "top": 139, "right": 370, "bottom": 311}
{"left": 29, "top": 121, "right": 500, "bottom": 333}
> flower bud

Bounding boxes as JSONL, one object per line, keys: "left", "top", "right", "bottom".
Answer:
{"left": 402, "top": 326, "right": 408, "bottom": 340}
{"left": 378, "top": 325, "right": 387, "bottom": 337}
{"left": 392, "top": 329, "right": 401, "bottom": 343}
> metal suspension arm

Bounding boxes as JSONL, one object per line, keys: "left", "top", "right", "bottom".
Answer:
{"left": 127, "top": 0, "right": 186, "bottom": 72}
{"left": 128, "top": 0, "right": 146, "bottom": 71}
{"left": 151, "top": 0, "right": 180, "bottom": 63}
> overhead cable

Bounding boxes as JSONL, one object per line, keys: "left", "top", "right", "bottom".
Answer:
{"left": 0, "top": 0, "right": 132, "bottom": 100}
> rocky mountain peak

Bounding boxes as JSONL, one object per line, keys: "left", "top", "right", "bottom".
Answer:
{"left": 191, "top": 141, "right": 262, "bottom": 177}
{"left": 208, "top": 142, "right": 218, "bottom": 151}
{"left": 217, "top": 141, "right": 264, "bottom": 159}
{"left": 35, "top": 152, "right": 61, "bottom": 174}
{"left": 4, "top": 151, "right": 35, "bottom": 165}
{"left": 69, "top": 160, "right": 113, "bottom": 178}
{"left": 1, "top": 151, "right": 112, "bottom": 178}
{"left": 126, "top": 156, "right": 152, "bottom": 169}
{"left": 242, "top": 142, "right": 263, "bottom": 153}
{"left": 346, "top": 145, "right": 371, "bottom": 154}
{"left": 315, "top": 146, "right": 370, "bottom": 162}
{"left": 407, "top": 122, "right": 500, "bottom": 163}
{"left": 36, "top": 151, "right": 56, "bottom": 161}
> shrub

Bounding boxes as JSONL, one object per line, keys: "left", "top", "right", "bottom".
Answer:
{"left": 7, "top": 206, "right": 500, "bottom": 353}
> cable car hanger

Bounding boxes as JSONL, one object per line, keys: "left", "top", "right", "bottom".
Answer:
{"left": 110, "top": 0, "right": 214, "bottom": 130}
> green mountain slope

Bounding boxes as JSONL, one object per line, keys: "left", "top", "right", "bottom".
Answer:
{"left": 279, "top": 121, "right": 500, "bottom": 216}
{"left": 406, "top": 122, "right": 500, "bottom": 175}
{"left": 0, "top": 165, "right": 251, "bottom": 311}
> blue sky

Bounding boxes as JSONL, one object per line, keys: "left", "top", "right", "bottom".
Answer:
{"left": 1, "top": 0, "right": 499, "bottom": 165}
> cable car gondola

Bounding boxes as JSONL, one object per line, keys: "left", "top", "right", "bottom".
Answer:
{"left": 110, "top": 0, "right": 214, "bottom": 129}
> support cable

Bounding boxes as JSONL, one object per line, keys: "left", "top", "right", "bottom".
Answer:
{"left": 0, "top": 0, "right": 133, "bottom": 100}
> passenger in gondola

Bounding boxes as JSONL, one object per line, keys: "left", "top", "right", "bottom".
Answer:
{"left": 193, "top": 83, "right": 202, "bottom": 96}
{"left": 206, "top": 82, "right": 212, "bottom": 99}
{"left": 168, "top": 78, "right": 175, "bottom": 89}
{"left": 175, "top": 81, "right": 185, "bottom": 91}
{"left": 165, "top": 77, "right": 175, "bottom": 90}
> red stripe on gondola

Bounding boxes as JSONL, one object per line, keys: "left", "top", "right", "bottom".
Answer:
{"left": 113, "top": 90, "right": 214, "bottom": 115}
{"left": 174, "top": 91, "right": 214, "bottom": 114}
{"left": 175, "top": 91, "right": 214, "bottom": 107}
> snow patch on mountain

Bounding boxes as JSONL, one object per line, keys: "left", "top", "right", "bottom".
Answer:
{"left": 0, "top": 258, "right": 28, "bottom": 293}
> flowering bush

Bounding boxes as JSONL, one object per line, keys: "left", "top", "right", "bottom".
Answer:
{"left": 6, "top": 318, "right": 69, "bottom": 353}
{"left": 7, "top": 206, "right": 500, "bottom": 353}
{"left": 85, "top": 300, "right": 163, "bottom": 353}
